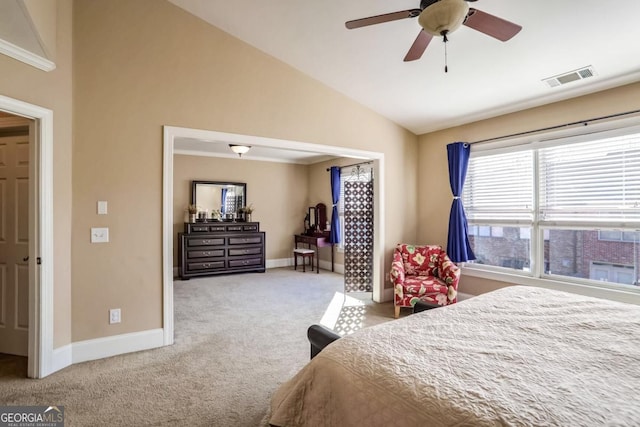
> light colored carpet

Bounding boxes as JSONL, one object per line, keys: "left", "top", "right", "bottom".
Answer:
{"left": 0, "top": 268, "right": 395, "bottom": 426}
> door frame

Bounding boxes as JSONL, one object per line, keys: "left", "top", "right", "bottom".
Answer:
{"left": 162, "top": 126, "right": 385, "bottom": 345}
{"left": 0, "top": 94, "right": 54, "bottom": 378}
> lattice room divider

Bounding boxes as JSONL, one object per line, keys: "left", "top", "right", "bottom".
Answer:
{"left": 343, "top": 175, "right": 374, "bottom": 293}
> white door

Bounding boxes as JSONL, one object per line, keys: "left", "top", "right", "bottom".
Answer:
{"left": 0, "top": 133, "right": 30, "bottom": 356}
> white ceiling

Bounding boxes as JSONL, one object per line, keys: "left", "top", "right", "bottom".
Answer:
{"left": 169, "top": 0, "right": 640, "bottom": 136}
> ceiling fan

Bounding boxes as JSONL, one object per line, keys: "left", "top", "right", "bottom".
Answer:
{"left": 345, "top": 0, "right": 522, "bottom": 63}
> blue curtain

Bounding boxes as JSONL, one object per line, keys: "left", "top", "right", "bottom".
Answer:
{"left": 329, "top": 166, "right": 341, "bottom": 244}
{"left": 220, "top": 188, "right": 228, "bottom": 215}
{"left": 446, "top": 142, "right": 475, "bottom": 262}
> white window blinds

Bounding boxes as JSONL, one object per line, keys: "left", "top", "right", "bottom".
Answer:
{"left": 539, "top": 134, "right": 640, "bottom": 223}
{"left": 463, "top": 150, "right": 534, "bottom": 221}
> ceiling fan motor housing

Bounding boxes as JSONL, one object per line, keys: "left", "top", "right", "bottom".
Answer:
{"left": 419, "top": 0, "right": 470, "bottom": 36}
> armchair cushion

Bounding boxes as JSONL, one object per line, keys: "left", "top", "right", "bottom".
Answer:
{"left": 397, "top": 244, "right": 442, "bottom": 277}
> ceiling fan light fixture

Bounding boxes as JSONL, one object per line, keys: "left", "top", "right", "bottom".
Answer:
{"left": 418, "top": 0, "right": 469, "bottom": 36}
{"left": 229, "top": 144, "right": 251, "bottom": 157}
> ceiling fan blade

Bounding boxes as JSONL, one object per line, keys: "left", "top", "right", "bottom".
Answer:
{"left": 346, "top": 9, "right": 421, "bottom": 30}
{"left": 463, "top": 8, "right": 522, "bottom": 41}
{"left": 403, "top": 30, "right": 433, "bottom": 62}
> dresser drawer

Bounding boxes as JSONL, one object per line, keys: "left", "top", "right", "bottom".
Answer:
{"left": 187, "top": 237, "right": 225, "bottom": 247}
{"left": 187, "top": 260, "right": 225, "bottom": 271}
{"left": 228, "top": 246, "right": 262, "bottom": 257}
{"left": 228, "top": 236, "right": 263, "bottom": 245}
{"left": 187, "top": 249, "right": 225, "bottom": 259}
{"left": 228, "top": 257, "right": 263, "bottom": 268}
{"left": 184, "top": 223, "right": 227, "bottom": 233}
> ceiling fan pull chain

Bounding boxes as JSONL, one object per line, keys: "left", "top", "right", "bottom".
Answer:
{"left": 442, "top": 31, "right": 449, "bottom": 73}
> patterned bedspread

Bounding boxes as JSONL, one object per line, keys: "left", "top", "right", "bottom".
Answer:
{"left": 269, "top": 286, "right": 640, "bottom": 426}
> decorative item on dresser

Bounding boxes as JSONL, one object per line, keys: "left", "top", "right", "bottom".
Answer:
{"left": 178, "top": 222, "right": 265, "bottom": 279}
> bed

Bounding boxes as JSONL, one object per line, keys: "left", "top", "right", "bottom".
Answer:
{"left": 268, "top": 286, "right": 640, "bottom": 426}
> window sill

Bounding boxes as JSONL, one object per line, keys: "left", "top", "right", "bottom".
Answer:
{"left": 461, "top": 265, "right": 640, "bottom": 305}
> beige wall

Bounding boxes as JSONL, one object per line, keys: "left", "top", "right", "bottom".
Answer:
{"left": 173, "top": 155, "right": 309, "bottom": 265}
{"left": 418, "top": 81, "right": 640, "bottom": 296}
{"left": 73, "top": 0, "right": 418, "bottom": 341}
{"left": 0, "top": 0, "right": 73, "bottom": 349}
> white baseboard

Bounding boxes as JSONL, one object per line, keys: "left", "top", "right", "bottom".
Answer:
{"left": 267, "top": 257, "right": 344, "bottom": 274}
{"left": 266, "top": 258, "right": 292, "bottom": 269}
{"left": 51, "top": 344, "right": 72, "bottom": 374}
{"left": 71, "top": 328, "right": 164, "bottom": 364}
{"left": 318, "top": 259, "right": 344, "bottom": 274}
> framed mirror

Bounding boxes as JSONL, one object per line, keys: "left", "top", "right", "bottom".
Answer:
{"left": 305, "top": 203, "right": 328, "bottom": 235}
{"left": 191, "top": 181, "right": 246, "bottom": 220}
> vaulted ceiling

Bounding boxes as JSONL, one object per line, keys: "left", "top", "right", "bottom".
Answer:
{"left": 169, "top": 0, "right": 640, "bottom": 135}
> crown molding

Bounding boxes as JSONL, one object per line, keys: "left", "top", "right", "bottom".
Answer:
{"left": 0, "top": 37, "right": 55, "bottom": 71}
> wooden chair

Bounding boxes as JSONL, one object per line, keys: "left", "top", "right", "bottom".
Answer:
{"left": 293, "top": 248, "right": 315, "bottom": 272}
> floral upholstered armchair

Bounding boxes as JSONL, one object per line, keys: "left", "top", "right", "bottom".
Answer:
{"left": 390, "top": 244, "right": 460, "bottom": 318}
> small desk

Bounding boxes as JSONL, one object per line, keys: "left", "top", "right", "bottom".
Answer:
{"left": 295, "top": 234, "right": 334, "bottom": 273}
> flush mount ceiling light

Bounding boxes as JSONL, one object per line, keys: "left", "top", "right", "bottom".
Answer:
{"left": 229, "top": 144, "right": 251, "bottom": 157}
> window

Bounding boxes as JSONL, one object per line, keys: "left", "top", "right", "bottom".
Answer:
{"left": 463, "top": 129, "right": 640, "bottom": 289}
{"left": 468, "top": 226, "right": 504, "bottom": 237}
{"left": 598, "top": 230, "right": 639, "bottom": 242}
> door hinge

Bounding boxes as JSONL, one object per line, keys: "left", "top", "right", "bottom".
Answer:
{"left": 37, "top": 257, "right": 41, "bottom": 265}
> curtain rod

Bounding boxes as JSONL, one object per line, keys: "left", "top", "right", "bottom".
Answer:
{"left": 326, "top": 160, "right": 373, "bottom": 172}
{"left": 469, "top": 108, "right": 640, "bottom": 145}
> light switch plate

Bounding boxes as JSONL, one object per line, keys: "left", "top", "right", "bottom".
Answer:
{"left": 97, "top": 201, "right": 108, "bottom": 215}
{"left": 91, "top": 227, "right": 109, "bottom": 243}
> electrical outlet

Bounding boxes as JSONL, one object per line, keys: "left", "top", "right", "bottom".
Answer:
{"left": 109, "top": 308, "right": 121, "bottom": 324}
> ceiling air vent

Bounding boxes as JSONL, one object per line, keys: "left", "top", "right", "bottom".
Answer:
{"left": 542, "top": 66, "right": 597, "bottom": 88}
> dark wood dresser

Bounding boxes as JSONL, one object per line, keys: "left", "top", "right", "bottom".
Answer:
{"left": 178, "top": 222, "right": 265, "bottom": 279}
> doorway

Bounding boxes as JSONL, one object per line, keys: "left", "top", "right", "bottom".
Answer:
{"left": 0, "top": 113, "right": 31, "bottom": 358}
{"left": 162, "top": 126, "right": 386, "bottom": 345}
{"left": 0, "top": 94, "right": 54, "bottom": 379}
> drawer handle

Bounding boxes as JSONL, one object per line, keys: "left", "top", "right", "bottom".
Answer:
{"left": 202, "top": 240, "right": 211, "bottom": 244}
{"left": 203, "top": 263, "right": 210, "bottom": 268}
